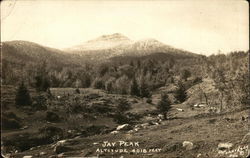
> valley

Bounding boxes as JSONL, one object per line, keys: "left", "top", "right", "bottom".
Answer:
{"left": 2, "top": 84, "right": 249, "bottom": 158}
{"left": 1, "top": 33, "right": 249, "bottom": 158}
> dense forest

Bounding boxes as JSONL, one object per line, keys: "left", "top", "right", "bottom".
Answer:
{"left": 2, "top": 40, "right": 249, "bottom": 111}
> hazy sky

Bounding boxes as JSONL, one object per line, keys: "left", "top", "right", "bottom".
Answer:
{"left": 1, "top": 0, "right": 249, "bottom": 55}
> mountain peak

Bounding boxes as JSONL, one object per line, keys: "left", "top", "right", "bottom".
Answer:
{"left": 67, "top": 33, "right": 132, "bottom": 51}
{"left": 137, "top": 38, "right": 163, "bottom": 44}
{"left": 89, "top": 33, "right": 130, "bottom": 42}
{"left": 132, "top": 38, "right": 168, "bottom": 49}
{"left": 66, "top": 34, "right": 192, "bottom": 58}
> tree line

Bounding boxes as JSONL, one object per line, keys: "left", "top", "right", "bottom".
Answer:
{"left": 12, "top": 51, "right": 249, "bottom": 112}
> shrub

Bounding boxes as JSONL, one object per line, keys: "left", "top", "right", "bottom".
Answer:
{"left": 193, "top": 77, "right": 202, "bottom": 84}
{"left": 4, "top": 112, "right": 21, "bottom": 121}
{"left": 2, "top": 116, "right": 22, "bottom": 130}
{"left": 85, "top": 125, "right": 108, "bottom": 136}
{"left": 38, "top": 126, "right": 64, "bottom": 142}
{"left": 117, "top": 98, "right": 131, "bottom": 112}
{"left": 2, "top": 112, "right": 22, "bottom": 130}
{"left": 87, "top": 93, "right": 100, "bottom": 99}
{"left": 3, "top": 132, "right": 51, "bottom": 152}
{"left": 32, "top": 93, "right": 47, "bottom": 110}
{"left": 130, "top": 78, "right": 140, "bottom": 96}
{"left": 126, "top": 112, "right": 142, "bottom": 123}
{"left": 66, "top": 98, "right": 88, "bottom": 114}
{"left": 91, "top": 103, "right": 112, "bottom": 113}
{"left": 3, "top": 126, "right": 63, "bottom": 152}
{"left": 180, "top": 69, "right": 191, "bottom": 81}
{"left": 146, "top": 97, "right": 152, "bottom": 104}
{"left": 46, "top": 111, "right": 60, "bottom": 122}
{"left": 75, "top": 88, "right": 80, "bottom": 94}
{"left": 92, "top": 78, "right": 105, "bottom": 89}
{"left": 113, "top": 113, "right": 130, "bottom": 124}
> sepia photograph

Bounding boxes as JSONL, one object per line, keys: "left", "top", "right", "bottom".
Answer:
{"left": 1, "top": 0, "right": 249, "bottom": 157}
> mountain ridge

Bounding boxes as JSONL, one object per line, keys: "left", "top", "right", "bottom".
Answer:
{"left": 2, "top": 33, "right": 199, "bottom": 63}
{"left": 1, "top": 40, "right": 86, "bottom": 67}
{"left": 65, "top": 33, "right": 196, "bottom": 59}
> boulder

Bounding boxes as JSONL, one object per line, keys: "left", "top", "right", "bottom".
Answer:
{"left": 57, "top": 153, "right": 65, "bottom": 157}
{"left": 56, "top": 140, "right": 67, "bottom": 146}
{"left": 39, "top": 152, "right": 47, "bottom": 156}
{"left": 218, "top": 150, "right": 226, "bottom": 155}
{"left": 218, "top": 143, "right": 233, "bottom": 150}
{"left": 150, "top": 121, "right": 159, "bottom": 125}
{"left": 116, "top": 124, "right": 132, "bottom": 131}
{"left": 21, "top": 126, "right": 29, "bottom": 130}
{"left": 158, "top": 114, "right": 165, "bottom": 120}
{"left": 176, "top": 108, "right": 184, "bottom": 112}
{"left": 140, "top": 123, "right": 150, "bottom": 128}
{"left": 110, "top": 130, "right": 119, "bottom": 134}
{"left": 228, "top": 154, "right": 238, "bottom": 157}
{"left": 194, "top": 104, "right": 199, "bottom": 107}
{"left": 145, "top": 116, "right": 155, "bottom": 122}
{"left": 198, "top": 104, "right": 206, "bottom": 108}
{"left": 182, "top": 141, "right": 193, "bottom": 150}
{"left": 53, "top": 139, "right": 79, "bottom": 147}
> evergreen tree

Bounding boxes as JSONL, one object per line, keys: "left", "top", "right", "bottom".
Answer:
{"left": 105, "top": 81, "right": 113, "bottom": 92}
{"left": 136, "top": 60, "right": 141, "bottom": 68}
{"left": 140, "top": 77, "right": 150, "bottom": 98}
{"left": 47, "top": 88, "right": 53, "bottom": 99}
{"left": 129, "top": 61, "right": 134, "bottom": 67}
{"left": 35, "top": 75, "right": 50, "bottom": 91}
{"left": 83, "top": 74, "right": 91, "bottom": 88}
{"left": 15, "top": 81, "right": 32, "bottom": 106}
{"left": 130, "top": 78, "right": 140, "bottom": 96}
{"left": 157, "top": 93, "right": 171, "bottom": 118}
{"left": 42, "top": 77, "right": 50, "bottom": 91}
{"left": 34, "top": 61, "right": 50, "bottom": 91}
{"left": 180, "top": 69, "right": 191, "bottom": 81}
{"left": 175, "top": 82, "right": 187, "bottom": 103}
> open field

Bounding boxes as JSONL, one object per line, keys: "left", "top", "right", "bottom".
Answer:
{"left": 1, "top": 83, "right": 249, "bottom": 158}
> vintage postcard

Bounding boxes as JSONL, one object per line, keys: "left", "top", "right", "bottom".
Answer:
{"left": 1, "top": 0, "right": 249, "bottom": 157}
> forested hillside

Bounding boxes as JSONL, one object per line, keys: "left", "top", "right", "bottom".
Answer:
{"left": 2, "top": 41, "right": 248, "bottom": 110}
{"left": 1, "top": 39, "right": 249, "bottom": 158}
